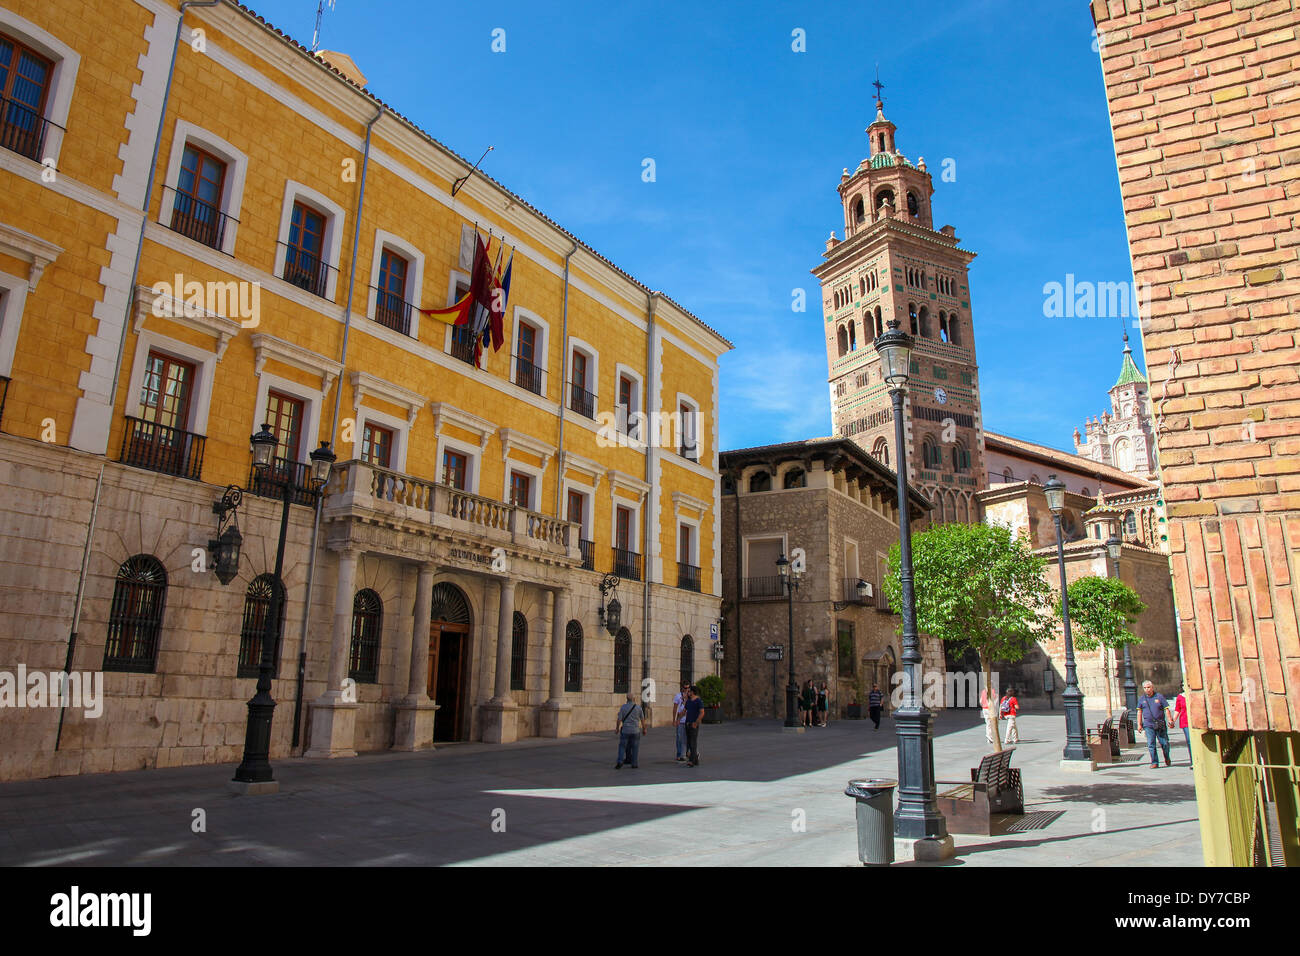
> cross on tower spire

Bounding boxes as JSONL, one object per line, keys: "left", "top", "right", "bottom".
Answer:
{"left": 872, "top": 65, "right": 885, "bottom": 108}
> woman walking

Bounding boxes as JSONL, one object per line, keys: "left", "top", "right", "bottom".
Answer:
{"left": 801, "top": 679, "right": 816, "bottom": 728}
{"left": 816, "top": 681, "right": 829, "bottom": 727}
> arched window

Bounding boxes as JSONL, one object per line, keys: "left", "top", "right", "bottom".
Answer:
{"left": 614, "top": 626, "right": 631, "bottom": 695}
{"left": 918, "top": 306, "right": 931, "bottom": 339}
{"left": 909, "top": 302, "right": 918, "bottom": 336}
{"left": 875, "top": 187, "right": 894, "bottom": 211}
{"left": 721, "top": 473, "right": 737, "bottom": 495}
{"left": 922, "top": 436, "right": 940, "bottom": 469}
{"left": 1030, "top": 473, "right": 1040, "bottom": 484}
{"left": 1080, "top": 486, "right": 1090, "bottom": 498}
{"left": 1113, "top": 437, "right": 1134, "bottom": 473}
{"left": 854, "top": 197, "right": 865, "bottom": 224}
{"left": 1124, "top": 510, "right": 1138, "bottom": 537}
{"left": 952, "top": 441, "right": 970, "bottom": 473}
{"left": 564, "top": 620, "right": 583, "bottom": 692}
{"left": 939, "top": 312, "right": 949, "bottom": 343}
{"left": 1003, "top": 468, "right": 1014, "bottom": 482}
{"left": 783, "top": 468, "right": 806, "bottom": 489}
{"left": 848, "top": 322, "right": 857, "bottom": 351}
{"left": 103, "top": 555, "right": 167, "bottom": 673}
{"left": 238, "top": 573, "right": 286, "bottom": 679}
{"left": 949, "top": 314, "right": 961, "bottom": 345}
{"left": 872, "top": 437, "right": 889, "bottom": 466}
{"left": 907, "top": 191, "right": 919, "bottom": 217}
{"left": 874, "top": 306, "right": 883, "bottom": 338}
{"left": 680, "top": 635, "right": 695, "bottom": 687}
{"left": 836, "top": 325, "right": 848, "bottom": 357}
{"left": 859, "top": 277, "right": 866, "bottom": 296}
{"left": 349, "top": 588, "right": 383, "bottom": 684}
{"left": 510, "top": 610, "right": 527, "bottom": 690}
{"left": 749, "top": 471, "right": 772, "bottom": 493}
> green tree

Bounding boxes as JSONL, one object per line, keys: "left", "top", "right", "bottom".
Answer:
{"left": 1055, "top": 576, "right": 1146, "bottom": 719}
{"left": 883, "top": 522, "right": 1056, "bottom": 751}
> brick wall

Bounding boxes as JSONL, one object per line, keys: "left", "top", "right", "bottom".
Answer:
{"left": 1091, "top": 0, "right": 1300, "bottom": 732}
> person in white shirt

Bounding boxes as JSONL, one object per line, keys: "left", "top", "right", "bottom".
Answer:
{"left": 672, "top": 682, "right": 689, "bottom": 762}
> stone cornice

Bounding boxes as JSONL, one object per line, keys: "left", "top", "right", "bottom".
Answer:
{"left": 429, "top": 402, "right": 495, "bottom": 450}
{"left": 0, "top": 222, "right": 63, "bottom": 291}
{"left": 499, "top": 427, "right": 555, "bottom": 469}
{"left": 813, "top": 219, "right": 976, "bottom": 278}
{"left": 671, "top": 491, "right": 709, "bottom": 518}
{"left": 133, "top": 284, "right": 242, "bottom": 360}
{"left": 607, "top": 469, "right": 650, "bottom": 502}
{"left": 251, "top": 333, "right": 342, "bottom": 397}
{"left": 349, "top": 370, "right": 426, "bottom": 427}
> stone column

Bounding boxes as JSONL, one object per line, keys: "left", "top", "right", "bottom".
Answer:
{"left": 481, "top": 578, "right": 519, "bottom": 743}
{"left": 541, "top": 586, "right": 572, "bottom": 738}
{"left": 393, "top": 562, "right": 438, "bottom": 751}
{"left": 306, "top": 548, "right": 360, "bottom": 758}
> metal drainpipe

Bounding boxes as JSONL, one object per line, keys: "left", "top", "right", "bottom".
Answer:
{"left": 104, "top": 0, "right": 222, "bottom": 440}
{"left": 552, "top": 241, "right": 580, "bottom": 517}
{"left": 642, "top": 292, "right": 657, "bottom": 711}
{"left": 55, "top": 463, "right": 105, "bottom": 750}
{"left": 291, "top": 101, "right": 384, "bottom": 749}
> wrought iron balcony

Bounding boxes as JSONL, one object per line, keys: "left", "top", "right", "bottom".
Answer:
{"left": 372, "top": 286, "right": 413, "bottom": 336}
{"left": 515, "top": 354, "right": 544, "bottom": 396}
{"left": 278, "top": 241, "right": 334, "bottom": 299}
{"left": 678, "top": 563, "right": 701, "bottom": 593}
{"left": 0, "top": 94, "right": 63, "bottom": 162}
{"left": 613, "top": 547, "right": 642, "bottom": 582}
{"left": 579, "top": 538, "right": 595, "bottom": 570}
{"left": 248, "top": 456, "right": 318, "bottom": 507}
{"left": 842, "top": 577, "right": 875, "bottom": 606}
{"left": 568, "top": 381, "right": 596, "bottom": 419}
{"left": 449, "top": 325, "right": 477, "bottom": 366}
{"left": 164, "top": 185, "right": 235, "bottom": 251}
{"left": 119, "top": 416, "right": 205, "bottom": 480}
{"left": 741, "top": 575, "right": 785, "bottom": 600}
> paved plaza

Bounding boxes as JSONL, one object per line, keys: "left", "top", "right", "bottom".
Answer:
{"left": 0, "top": 709, "right": 1201, "bottom": 867}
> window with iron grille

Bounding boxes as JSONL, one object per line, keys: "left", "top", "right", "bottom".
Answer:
{"left": 103, "top": 555, "right": 167, "bottom": 673}
{"left": 237, "top": 573, "right": 286, "bottom": 679}
{"left": 680, "top": 635, "right": 695, "bottom": 687}
{"left": 613, "top": 627, "right": 631, "bottom": 695}
{"left": 564, "top": 620, "right": 583, "bottom": 692}
{"left": 510, "top": 611, "right": 527, "bottom": 690}
{"left": 348, "top": 588, "right": 382, "bottom": 684}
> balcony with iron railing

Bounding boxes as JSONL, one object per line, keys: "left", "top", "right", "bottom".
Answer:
{"left": 613, "top": 546, "right": 642, "bottom": 582}
{"left": 1, "top": 94, "right": 63, "bottom": 163}
{"left": 449, "top": 325, "right": 477, "bottom": 366}
{"left": 579, "top": 538, "right": 595, "bottom": 571}
{"left": 741, "top": 575, "right": 785, "bottom": 600}
{"left": 514, "top": 354, "right": 545, "bottom": 396}
{"left": 322, "top": 460, "right": 580, "bottom": 563}
{"left": 678, "top": 563, "right": 701, "bottom": 593}
{"left": 842, "top": 577, "right": 875, "bottom": 606}
{"left": 372, "top": 286, "right": 414, "bottom": 336}
{"left": 568, "top": 381, "right": 596, "bottom": 419}
{"left": 248, "top": 456, "right": 318, "bottom": 507}
{"left": 164, "top": 185, "right": 236, "bottom": 251}
{"left": 119, "top": 416, "right": 205, "bottom": 480}
{"left": 278, "top": 241, "right": 335, "bottom": 299}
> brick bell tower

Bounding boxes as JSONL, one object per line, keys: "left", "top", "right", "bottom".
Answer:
{"left": 812, "top": 86, "right": 986, "bottom": 525}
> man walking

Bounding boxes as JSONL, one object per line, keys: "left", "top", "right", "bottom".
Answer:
{"left": 683, "top": 684, "right": 704, "bottom": 767}
{"left": 868, "top": 683, "right": 884, "bottom": 730}
{"left": 671, "top": 682, "right": 689, "bottom": 761}
{"left": 1000, "top": 687, "right": 1020, "bottom": 745}
{"left": 1138, "top": 680, "right": 1172, "bottom": 768}
{"left": 614, "top": 692, "right": 645, "bottom": 769}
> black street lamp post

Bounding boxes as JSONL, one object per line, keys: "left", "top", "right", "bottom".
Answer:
{"left": 230, "top": 425, "right": 335, "bottom": 786}
{"left": 776, "top": 553, "right": 802, "bottom": 728}
{"left": 1045, "top": 475, "right": 1092, "bottom": 763}
{"left": 1107, "top": 533, "right": 1138, "bottom": 739}
{"left": 874, "top": 318, "right": 947, "bottom": 843}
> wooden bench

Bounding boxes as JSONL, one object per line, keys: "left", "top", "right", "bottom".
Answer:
{"left": 1088, "top": 716, "right": 1119, "bottom": 763}
{"left": 936, "top": 749, "right": 1025, "bottom": 835}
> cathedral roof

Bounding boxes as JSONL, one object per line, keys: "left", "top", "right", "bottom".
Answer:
{"left": 983, "top": 431, "right": 1151, "bottom": 489}
{"left": 869, "top": 152, "right": 915, "bottom": 170}
{"left": 1113, "top": 335, "right": 1146, "bottom": 388}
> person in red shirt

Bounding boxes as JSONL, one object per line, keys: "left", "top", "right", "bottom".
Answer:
{"left": 1000, "top": 689, "right": 1020, "bottom": 745}
{"left": 1174, "top": 686, "right": 1191, "bottom": 766}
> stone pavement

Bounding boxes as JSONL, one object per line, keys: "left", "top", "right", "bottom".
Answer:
{"left": 0, "top": 709, "right": 1202, "bottom": 866}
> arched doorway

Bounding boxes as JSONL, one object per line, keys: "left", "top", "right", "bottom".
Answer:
{"left": 428, "top": 582, "right": 472, "bottom": 742}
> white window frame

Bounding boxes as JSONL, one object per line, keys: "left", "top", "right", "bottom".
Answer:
{"left": 505, "top": 461, "right": 543, "bottom": 512}
{"left": 158, "top": 120, "right": 250, "bottom": 256}
{"left": 742, "top": 533, "right": 788, "bottom": 581}
{"left": 844, "top": 538, "right": 860, "bottom": 580}
{"left": 355, "top": 407, "right": 408, "bottom": 473}
{"left": 0, "top": 269, "right": 31, "bottom": 377}
{"left": 614, "top": 363, "right": 644, "bottom": 440}
{"left": 611, "top": 498, "right": 641, "bottom": 553}
{"left": 436, "top": 435, "right": 481, "bottom": 495}
{"left": 124, "top": 332, "right": 219, "bottom": 437}
{"left": 562, "top": 480, "right": 594, "bottom": 541}
{"left": 675, "top": 391, "right": 700, "bottom": 461}
{"left": 251, "top": 372, "right": 323, "bottom": 465}
{"left": 367, "top": 230, "right": 425, "bottom": 339}
{"left": 567, "top": 336, "right": 599, "bottom": 412}
{"left": 677, "top": 518, "right": 699, "bottom": 567}
{"left": 275, "top": 180, "right": 346, "bottom": 301}
{"left": 0, "top": 10, "right": 79, "bottom": 168}
{"left": 510, "top": 306, "right": 550, "bottom": 394}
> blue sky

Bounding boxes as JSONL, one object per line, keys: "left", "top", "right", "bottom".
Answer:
{"left": 248, "top": 0, "right": 1143, "bottom": 453}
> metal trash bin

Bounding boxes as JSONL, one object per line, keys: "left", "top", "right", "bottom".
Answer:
{"left": 845, "top": 778, "right": 896, "bottom": 866}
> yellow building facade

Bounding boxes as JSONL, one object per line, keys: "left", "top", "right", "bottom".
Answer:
{"left": 0, "top": 0, "right": 729, "bottom": 779}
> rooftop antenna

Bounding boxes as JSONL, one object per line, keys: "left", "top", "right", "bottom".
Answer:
{"left": 311, "top": 0, "right": 335, "bottom": 53}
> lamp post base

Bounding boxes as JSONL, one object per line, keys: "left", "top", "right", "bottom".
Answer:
{"left": 781, "top": 725, "right": 806, "bottom": 734}
{"left": 894, "top": 835, "right": 956, "bottom": 863}
{"left": 229, "top": 779, "right": 280, "bottom": 795}
{"left": 1059, "top": 758, "right": 1099, "bottom": 773}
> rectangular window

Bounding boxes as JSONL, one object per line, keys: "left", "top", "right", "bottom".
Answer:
{"left": 510, "top": 470, "right": 532, "bottom": 509}
{"left": 679, "top": 524, "right": 692, "bottom": 565}
{"left": 360, "top": 422, "right": 393, "bottom": 469}
{"left": 264, "top": 390, "right": 304, "bottom": 463}
{"left": 515, "top": 322, "right": 542, "bottom": 395}
{"left": 172, "top": 144, "right": 227, "bottom": 248}
{"left": 837, "top": 621, "right": 856, "bottom": 678}
{"left": 0, "top": 33, "right": 52, "bottom": 161}
{"left": 140, "top": 351, "right": 195, "bottom": 432}
{"left": 571, "top": 351, "right": 587, "bottom": 390}
{"left": 743, "top": 536, "right": 785, "bottom": 598}
{"left": 375, "top": 248, "right": 410, "bottom": 333}
{"left": 618, "top": 374, "right": 637, "bottom": 438}
{"left": 284, "top": 201, "right": 327, "bottom": 296}
{"left": 567, "top": 489, "right": 585, "bottom": 529}
{"left": 442, "top": 450, "right": 467, "bottom": 490}
{"left": 569, "top": 490, "right": 592, "bottom": 570}
{"left": 616, "top": 505, "right": 632, "bottom": 551}
{"left": 680, "top": 402, "right": 697, "bottom": 460}
{"left": 126, "top": 351, "right": 203, "bottom": 479}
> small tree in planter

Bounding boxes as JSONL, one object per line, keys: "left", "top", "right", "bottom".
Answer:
{"left": 1055, "top": 576, "right": 1146, "bottom": 719}
{"left": 696, "top": 675, "right": 725, "bottom": 723}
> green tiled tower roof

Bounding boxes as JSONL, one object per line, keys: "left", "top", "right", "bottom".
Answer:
{"left": 1113, "top": 333, "right": 1145, "bottom": 388}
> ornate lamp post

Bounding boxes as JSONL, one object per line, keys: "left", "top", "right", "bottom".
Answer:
{"left": 1044, "top": 475, "right": 1092, "bottom": 763}
{"left": 874, "top": 318, "right": 948, "bottom": 845}
{"left": 776, "top": 553, "right": 803, "bottom": 729}
{"left": 1107, "top": 533, "right": 1138, "bottom": 738}
{"left": 231, "top": 425, "right": 336, "bottom": 787}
